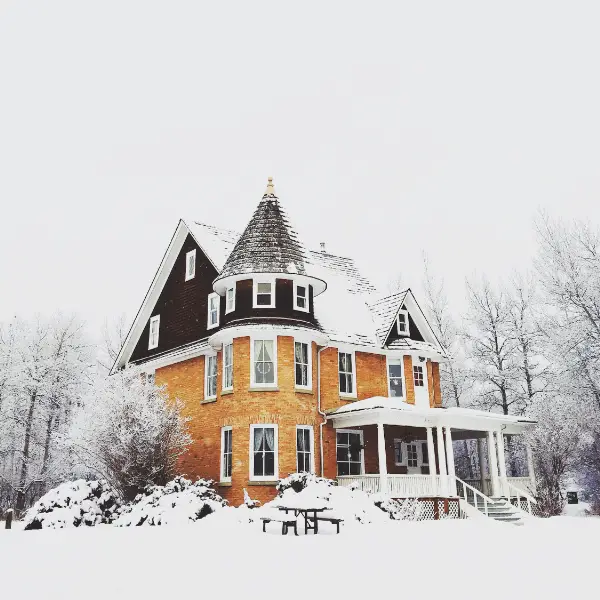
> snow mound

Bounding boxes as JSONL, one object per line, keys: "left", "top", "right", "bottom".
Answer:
{"left": 113, "top": 477, "right": 227, "bottom": 527}
{"left": 269, "top": 476, "right": 420, "bottom": 525}
{"left": 24, "top": 480, "right": 119, "bottom": 530}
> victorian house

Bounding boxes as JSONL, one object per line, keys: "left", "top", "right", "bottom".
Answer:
{"left": 113, "top": 178, "right": 537, "bottom": 521}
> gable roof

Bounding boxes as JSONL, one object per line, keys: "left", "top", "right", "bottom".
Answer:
{"left": 367, "top": 290, "right": 409, "bottom": 345}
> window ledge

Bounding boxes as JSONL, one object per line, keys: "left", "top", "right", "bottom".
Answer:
{"left": 340, "top": 395, "right": 358, "bottom": 402}
{"left": 201, "top": 397, "right": 217, "bottom": 404}
{"left": 295, "top": 387, "right": 314, "bottom": 395}
{"left": 248, "top": 481, "right": 279, "bottom": 486}
{"left": 217, "top": 481, "right": 232, "bottom": 487}
{"left": 221, "top": 389, "right": 234, "bottom": 396}
{"left": 248, "top": 386, "right": 279, "bottom": 392}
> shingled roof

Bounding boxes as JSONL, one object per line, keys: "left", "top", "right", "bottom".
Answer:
{"left": 215, "top": 178, "right": 308, "bottom": 280}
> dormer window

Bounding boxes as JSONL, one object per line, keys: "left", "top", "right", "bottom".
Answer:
{"left": 207, "top": 293, "right": 220, "bottom": 329}
{"left": 294, "top": 282, "right": 309, "bottom": 312}
{"left": 253, "top": 279, "right": 275, "bottom": 308}
{"left": 185, "top": 249, "right": 196, "bottom": 281}
{"left": 397, "top": 310, "right": 409, "bottom": 336}
{"left": 225, "top": 284, "right": 236, "bottom": 314}
{"left": 148, "top": 315, "right": 160, "bottom": 350}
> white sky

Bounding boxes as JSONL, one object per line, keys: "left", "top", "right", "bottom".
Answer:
{"left": 1, "top": 2, "right": 599, "bottom": 340}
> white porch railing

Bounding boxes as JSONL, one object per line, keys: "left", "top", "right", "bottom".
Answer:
{"left": 506, "top": 477, "right": 535, "bottom": 496}
{"left": 337, "top": 474, "right": 451, "bottom": 497}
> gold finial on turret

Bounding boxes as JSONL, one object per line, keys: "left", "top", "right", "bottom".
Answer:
{"left": 265, "top": 176, "right": 275, "bottom": 196}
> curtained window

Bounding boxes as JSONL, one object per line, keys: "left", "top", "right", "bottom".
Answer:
{"left": 223, "top": 343, "right": 233, "bottom": 390}
{"left": 251, "top": 425, "right": 277, "bottom": 479}
{"left": 253, "top": 339, "right": 275, "bottom": 385}
{"left": 336, "top": 431, "right": 362, "bottom": 476}
{"left": 296, "top": 426, "right": 313, "bottom": 473}
{"left": 205, "top": 355, "right": 217, "bottom": 398}
{"left": 295, "top": 341, "right": 310, "bottom": 388}
{"left": 221, "top": 427, "right": 232, "bottom": 481}
{"left": 339, "top": 352, "right": 354, "bottom": 395}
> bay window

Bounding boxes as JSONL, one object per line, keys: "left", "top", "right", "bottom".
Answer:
{"left": 251, "top": 338, "right": 277, "bottom": 386}
{"left": 250, "top": 424, "right": 278, "bottom": 480}
{"left": 294, "top": 341, "right": 311, "bottom": 389}
{"left": 205, "top": 354, "right": 217, "bottom": 399}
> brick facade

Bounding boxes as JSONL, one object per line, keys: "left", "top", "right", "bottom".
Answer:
{"left": 157, "top": 336, "right": 443, "bottom": 505}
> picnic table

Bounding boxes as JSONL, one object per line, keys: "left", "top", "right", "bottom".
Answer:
{"left": 271, "top": 498, "right": 331, "bottom": 535}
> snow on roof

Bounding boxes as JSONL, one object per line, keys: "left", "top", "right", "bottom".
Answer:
{"left": 329, "top": 396, "right": 536, "bottom": 425}
{"left": 367, "top": 291, "right": 408, "bottom": 344}
{"left": 185, "top": 220, "right": 239, "bottom": 271}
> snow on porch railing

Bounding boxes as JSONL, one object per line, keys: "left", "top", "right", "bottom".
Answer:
{"left": 506, "top": 477, "right": 535, "bottom": 496}
{"left": 503, "top": 478, "right": 536, "bottom": 515}
{"left": 336, "top": 475, "right": 449, "bottom": 497}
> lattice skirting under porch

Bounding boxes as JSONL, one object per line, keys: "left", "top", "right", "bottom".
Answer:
{"left": 508, "top": 497, "right": 541, "bottom": 517}
{"left": 410, "top": 498, "right": 460, "bottom": 520}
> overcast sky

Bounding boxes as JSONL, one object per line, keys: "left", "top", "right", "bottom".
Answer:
{"left": 1, "top": 2, "right": 599, "bottom": 341}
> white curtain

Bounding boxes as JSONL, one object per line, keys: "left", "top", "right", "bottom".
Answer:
{"left": 265, "top": 427, "right": 275, "bottom": 452}
{"left": 254, "top": 428, "right": 264, "bottom": 451}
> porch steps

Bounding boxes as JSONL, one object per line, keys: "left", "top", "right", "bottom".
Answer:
{"left": 469, "top": 498, "right": 525, "bottom": 525}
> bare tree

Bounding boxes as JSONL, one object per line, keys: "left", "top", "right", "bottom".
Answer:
{"left": 97, "top": 313, "right": 129, "bottom": 374}
{"left": 421, "top": 256, "right": 469, "bottom": 407}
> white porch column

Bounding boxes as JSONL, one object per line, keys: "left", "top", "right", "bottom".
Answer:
{"left": 496, "top": 431, "right": 508, "bottom": 497}
{"left": 477, "top": 438, "right": 487, "bottom": 495}
{"left": 426, "top": 426, "right": 437, "bottom": 495}
{"left": 436, "top": 426, "right": 448, "bottom": 496}
{"left": 526, "top": 441, "right": 537, "bottom": 492}
{"left": 377, "top": 422, "right": 388, "bottom": 495}
{"left": 444, "top": 426, "right": 457, "bottom": 496}
{"left": 487, "top": 430, "right": 500, "bottom": 497}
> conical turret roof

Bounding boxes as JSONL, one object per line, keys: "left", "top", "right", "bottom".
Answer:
{"left": 216, "top": 177, "right": 308, "bottom": 279}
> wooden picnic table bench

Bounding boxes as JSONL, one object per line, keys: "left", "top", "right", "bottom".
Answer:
{"left": 260, "top": 514, "right": 298, "bottom": 535}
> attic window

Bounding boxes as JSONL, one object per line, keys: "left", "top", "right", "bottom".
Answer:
{"left": 294, "top": 282, "right": 309, "bottom": 312}
{"left": 397, "top": 310, "right": 409, "bottom": 336}
{"left": 148, "top": 315, "right": 160, "bottom": 350}
{"left": 254, "top": 280, "right": 275, "bottom": 308}
{"left": 185, "top": 250, "right": 196, "bottom": 281}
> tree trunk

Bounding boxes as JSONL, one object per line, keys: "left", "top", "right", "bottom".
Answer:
{"left": 15, "top": 392, "right": 37, "bottom": 513}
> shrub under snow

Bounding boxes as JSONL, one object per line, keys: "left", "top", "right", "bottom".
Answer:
{"left": 113, "top": 476, "right": 227, "bottom": 527}
{"left": 23, "top": 480, "right": 119, "bottom": 530}
{"left": 275, "top": 472, "right": 336, "bottom": 495}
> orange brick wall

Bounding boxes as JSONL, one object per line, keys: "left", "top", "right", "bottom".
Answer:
{"left": 157, "top": 338, "right": 443, "bottom": 504}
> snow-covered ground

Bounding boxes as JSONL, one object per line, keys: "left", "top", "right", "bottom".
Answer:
{"left": 0, "top": 514, "right": 595, "bottom": 599}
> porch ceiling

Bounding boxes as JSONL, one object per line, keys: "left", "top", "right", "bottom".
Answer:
{"left": 327, "top": 397, "right": 535, "bottom": 435}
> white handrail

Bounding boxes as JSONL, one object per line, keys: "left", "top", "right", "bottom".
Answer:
{"left": 503, "top": 477, "right": 536, "bottom": 514}
{"left": 451, "top": 476, "right": 492, "bottom": 517}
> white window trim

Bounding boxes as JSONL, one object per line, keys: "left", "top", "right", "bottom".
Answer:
{"left": 397, "top": 309, "right": 410, "bottom": 336}
{"left": 222, "top": 342, "right": 234, "bottom": 391}
{"left": 293, "top": 281, "right": 309, "bottom": 313}
{"left": 249, "top": 424, "right": 279, "bottom": 481}
{"left": 336, "top": 428, "right": 365, "bottom": 475}
{"left": 294, "top": 339, "right": 312, "bottom": 390}
{"left": 185, "top": 249, "right": 196, "bottom": 281}
{"left": 393, "top": 439, "right": 428, "bottom": 467}
{"left": 253, "top": 278, "right": 276, "bottom": 309}
{"left": 386, "top": 356, "right": 405, "bottom": 398}
{"left": 207, "top": 292, "right": 220, "bottom": 330}
{"left": 225, "top": 283, "right": 236, "bottom": 314}
{"left": 148, "top": 315, "right": 160, "bottom": 350}
{"left": 204, "top": 353, "right": 218, "bottom": 400}
{"left": 250, "top": 335, "right": 278, "bottom": 388}
{"left": 338, "top": 348, "right": 357, "bottom": 398}
{"left": 296, "top": 425, "right": 315, "bottom": 474}
{"left": 220, "top": 426, "right": 232, "bottom": 482}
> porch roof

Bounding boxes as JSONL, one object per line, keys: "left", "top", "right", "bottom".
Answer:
{"left": 327, "top": 397, "right": 536, "bottom": 435}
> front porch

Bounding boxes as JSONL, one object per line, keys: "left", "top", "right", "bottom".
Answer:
{"left": 328, "top": 397, "right": 537, "bottom": 510}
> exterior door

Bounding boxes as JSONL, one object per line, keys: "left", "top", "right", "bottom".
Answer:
{"left": 412, "top": 362, "right": 429, "bottom": 408}
{"left": 406, "top": 442, "right": 421, "bottom": 474}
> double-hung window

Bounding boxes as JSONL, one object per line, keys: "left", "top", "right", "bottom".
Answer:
{"left": 207, "top": 293, "right": 220, "bottom": 329}
{"left": 388, "top": 359, "right": 404, "bottom": 397}
{"left": 338, "top": 351, "right": 355, "bottom": 396}
{"left": 250, "top": 424, "right": 278, "bottom": 480}
{"left": 253, "top": 280, "right": 275, "bottom": 308}
{"left": 293, "top": 282, "right": 309, "bottom": 312}
{"left": 205, "top": 354, "right": 217, "bottom": 399}
{"left": 252, "top": 338, "right": 276, "bottom": 386}
{"left": 185, "top": 249, "right": 196, "bottom": 281}
{"left": 294, "top": 341, "right": 311, "bottom": 389}
{"left": 397, "top": 309, "right": 409, "bottom": 336}
{"left": 221, "top": 426, "right": 232, "bottom": 482}
{"left": 148, "top": 315, "right": 160, "bottom": 350}
{"left": 222, "top": 342, "right": 233, "bottom": 391}
{"left": 225, "top": 285, "right": 236, "bottom": 314}
{"left": 296, "top": 426, "right": 313, "bottom": 473}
